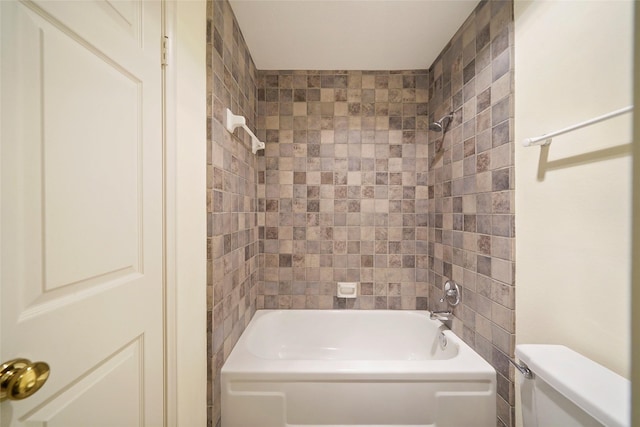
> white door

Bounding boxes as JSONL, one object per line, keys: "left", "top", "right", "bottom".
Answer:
{"left": 0, "top": 1, "right": 164, "bottom": 426}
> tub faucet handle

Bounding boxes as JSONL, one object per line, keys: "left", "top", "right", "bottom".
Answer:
{"left": 439, "top": 280, "right": 460, "bottom": 307}
{"left": 439, "top": 288, "right": 457, "bottom": 302}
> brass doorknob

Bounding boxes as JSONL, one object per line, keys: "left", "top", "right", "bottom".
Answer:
{"left": 0, "top": 358, "right": 50, "bottom": 401}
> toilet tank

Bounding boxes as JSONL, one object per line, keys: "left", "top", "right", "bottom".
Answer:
{"left": 515, "top": 345, "right": 630, "bottom": 427}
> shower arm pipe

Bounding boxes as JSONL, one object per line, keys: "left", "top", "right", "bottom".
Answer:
{"left": 431, "top": 112, "right": 454, "bottom": 130}
{"left": 522, "top": 105, "right": 633, "bottom": 147}
{"left": 225, "top": 108, "right": 265, "bottom": 154}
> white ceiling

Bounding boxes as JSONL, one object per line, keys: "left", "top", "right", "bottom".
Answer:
{"left": 228, "top": 0, "right": 481, "bottom": 70}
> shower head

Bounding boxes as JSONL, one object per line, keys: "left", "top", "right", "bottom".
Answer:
{"left": 429, "top": 113, "right": 454, "bottom": 132}
{"left": 429, "top": 122, "right": 443, "bottom": 132}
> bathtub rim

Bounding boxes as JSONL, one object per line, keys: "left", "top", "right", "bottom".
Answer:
{"left": 221, "top": 309, "right": 496, "bottom": 381}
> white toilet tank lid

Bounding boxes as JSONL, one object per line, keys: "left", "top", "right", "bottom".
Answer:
{"left": 515, "top": 344, "right": 630, "bottom": 427}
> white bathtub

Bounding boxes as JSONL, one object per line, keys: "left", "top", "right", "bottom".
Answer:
{"left": 221, "top": 310, "right": 496, "bottom": 427}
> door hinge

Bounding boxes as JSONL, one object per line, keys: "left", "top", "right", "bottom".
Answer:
{"left": 161, "top": 36, "right": 169, "bottom": 66}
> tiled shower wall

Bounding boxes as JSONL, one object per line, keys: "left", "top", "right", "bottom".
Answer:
{"left": 426, "top": 1, "right": 515, "bottom": 426}
{"left": 255, "top": 70, "right": 430, "bottom": 310}
{"left": 206, "top": 1, "right": 258, "bottom": 425}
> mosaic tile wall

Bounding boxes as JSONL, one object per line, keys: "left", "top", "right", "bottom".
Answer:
{"left": 255, "top": 70, "right": 430, "bottom": 311}
{"left": 206, "top": 1, "right": 258, "bottom": 425}
{"left": 426, "top": 1, "right": 515, "bottom": 426}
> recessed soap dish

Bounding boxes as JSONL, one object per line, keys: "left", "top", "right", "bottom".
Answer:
{"left": 337, "top": 282, "right": 357, "bottom": 298}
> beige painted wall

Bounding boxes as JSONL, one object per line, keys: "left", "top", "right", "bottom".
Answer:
{"left": 514, "top": 0, "right": 633, "bottom": 380}
{"left": 168, "top": 1, "right": 208, "bottom": 425}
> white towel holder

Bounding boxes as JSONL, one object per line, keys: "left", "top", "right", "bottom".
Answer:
{"left": 225, "top": 108, "right": 265, "bottom": 154}
{"left": 523, "top": 105, "right": 633, "bottom": 147}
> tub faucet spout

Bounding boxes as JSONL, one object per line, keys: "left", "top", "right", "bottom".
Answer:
{"left": 430, "top": 310, "right": 452, "bottom": 321}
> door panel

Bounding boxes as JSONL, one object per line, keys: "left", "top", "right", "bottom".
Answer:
{"left": 23, "top": 337, "right": 144, "bottom": 427}
{"left": 17, "top": 3, "right": 142, "bottom": 299}
{"left": 43, "top": 20, "right": 141, "bottom": 292}
{"left": 1, "top": 1, "right": 163, "bottom": 425}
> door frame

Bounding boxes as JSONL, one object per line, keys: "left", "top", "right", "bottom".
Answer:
{"left": 632, "top": 2, "right": 639, "bottom": 425}
{"left": 163, "top": 1, "right": 207, "bottom": 425}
